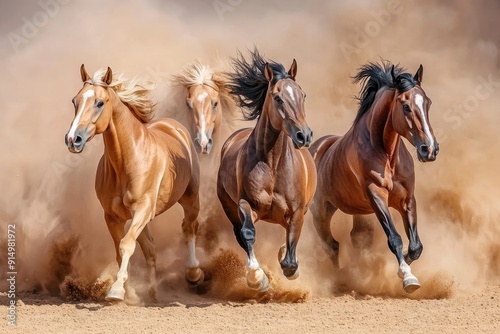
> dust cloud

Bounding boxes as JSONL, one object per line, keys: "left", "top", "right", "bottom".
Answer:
{"left": 0, "top": 0, "right": 499, "bottom": 303}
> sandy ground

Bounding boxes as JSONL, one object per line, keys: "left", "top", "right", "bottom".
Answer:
{"left": 1, "top": 282, "right": 499, "bottom": 333}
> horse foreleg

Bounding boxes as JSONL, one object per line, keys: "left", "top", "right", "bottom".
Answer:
{"left": 367, "top": 185, "right": 420, "bottom": 293}
{"left": 398, "top": 195, "right": 423, "bottom": 265}
{"left": 136, "top": 225, "right": 158, "bottom": 301}
{"left": 279, "top": 211, "right": 305, "bottom": 280}
{"left": 106, "top": 199, "right": 153, "bottom": 302}
{"left": 179, "top": 193, "right": 204, "bottom": 286}
{"left": 310, "top": 198, "right": 340, "bottom": 270}
{"left": 238, "top": 199, "right": 269, "bottom": 292}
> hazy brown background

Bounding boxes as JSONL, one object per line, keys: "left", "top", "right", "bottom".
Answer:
{"left": 0, "top": 0, "right": 499, "bottom": 302}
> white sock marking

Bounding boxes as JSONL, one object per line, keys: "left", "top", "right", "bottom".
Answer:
{"left": 186, "top": 238, "right": 199, "bottom": 268}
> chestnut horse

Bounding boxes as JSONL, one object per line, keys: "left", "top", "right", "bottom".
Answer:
{"left": 309, "top": 62, "right": 439, "bottom": 293}
{"left": 65, "top": 65, "right": 204, "bottom": 302}
{"left": 217, "top": 50, "right": 317, "bottom": 291}
{"left": 171, "top": 62, "right": 239, "bottom": 155}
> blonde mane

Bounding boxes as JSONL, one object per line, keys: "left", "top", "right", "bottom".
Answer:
{"left": 91, "top": 69, "right": 156, "bottom": 123}
{"left": 171, "top": 62, "right": 240, "bottom": 121}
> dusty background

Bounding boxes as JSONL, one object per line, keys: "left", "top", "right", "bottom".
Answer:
{"left": 0, "top": 0, "right": 499, "bottom": 332}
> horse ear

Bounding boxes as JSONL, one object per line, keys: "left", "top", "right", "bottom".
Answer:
{"left": 414, "top": 64, "right": 423, "bottom": 84}
{"left": 80, "top": 64, "right": 90, "bottom": 82}
{"left": 288, "top": 59, "right": 297, "bottom": 79}
{"left": 103, "top": 67, "right": 113, "bottom": 85}
{"left": 264, "top": 63, "right": 274, "bottom": 82}
{"left": 390, "top": 65, "right": 396, "bottom": 83}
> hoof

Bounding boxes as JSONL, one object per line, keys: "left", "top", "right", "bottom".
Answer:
{"left": 284, "top": 267, "right": 299, "bottom": 280}
{"left": 105, "top": 288, "right": 125, "bottom": 302}
{"left": 403, "top": 277, "right": 421, "bottom": 293}
{"left": 186, "top": 267, "right": 204, "bottom": 286}
{"left": 247, "top": 271, "right": 270, "bottom": 292}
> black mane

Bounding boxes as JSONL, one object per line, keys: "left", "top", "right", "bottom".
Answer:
{"left": 352, "top": 60, "right": 418, "bottom": 124}
{"left": 227, "top": 48, "right": 293, "bottom": 120}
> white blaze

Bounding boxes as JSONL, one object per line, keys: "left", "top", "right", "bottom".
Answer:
{"left": 67, "top": 89, "right": 94, "bottom": 139}
{"left": 197, "top": 91, "right": 208, "bottom": 102}
{"left": 415, "top": 94, "right": 434, "bottom": 147}
{"left": 285, "top": 85, "right": 295, "bottom": 103}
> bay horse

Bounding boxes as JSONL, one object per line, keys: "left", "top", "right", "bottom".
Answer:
{"left": 309, "top": 61, "right": 439, "bottom": 293}
{"left": 65, "top": 65, "right": 204, "bottom": 302}
{"left": 171, "top": 62, "right": 239, "bottom": 155}
{"left": 217, "top": 50, "right": 317, "bottom": 291}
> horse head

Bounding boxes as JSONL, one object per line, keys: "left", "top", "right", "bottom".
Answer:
{"left": 65, "top": 64, "right": 114, "bottom": 153}
{"left": 185, "top": 83, "right": 220, "bottom": 154}
{"left": 391, "top": 65, "right": 439, "bottom": 162}
{"left": 264, "top": 59, "right": 312, "bottom": 149}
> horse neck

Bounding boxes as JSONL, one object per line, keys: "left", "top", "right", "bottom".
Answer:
{"left": 366, "top": 89, "right": 400, "bottom": 164}
{"left": 102, "top": 90, "right": 147, "bottom": 173}
{"left": 250, "top": 103, "right": 287, "bottom": 166}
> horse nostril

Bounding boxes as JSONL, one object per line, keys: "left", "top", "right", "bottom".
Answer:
{"left": 419, "top": 144, "right": 429, "bottom": 156}
{"left": 65, "top": 133, "right": 69, "bottom": 145}
{"left": 74, "top": 135, "right": 83, "bottom": 146}
{"left": 296, "top": 131, "right": 305, "bottom": 144}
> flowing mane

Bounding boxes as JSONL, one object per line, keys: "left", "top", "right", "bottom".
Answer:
{"left": 171, "top": 61, "right": 240, "bottom": 121}
{"left": 352, "top": 61, "right": 418, "bottom": 124}
{"left": 90, "top": 69, "right": 156, "bottom": 123}
{"left": 227, "top": 48, "right": 294, "bottom": 121}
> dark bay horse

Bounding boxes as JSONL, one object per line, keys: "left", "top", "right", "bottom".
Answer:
{"left": 65, "top": 65, "right": 204, "bottom": 302}
{"left": 309, "top": 62, "right": 439, "bottom": 293}
{"left": 217, "top": 50, "right": 317, "bottom": 291}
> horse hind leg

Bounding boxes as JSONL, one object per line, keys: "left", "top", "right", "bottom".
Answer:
{"left": 178, "top": 191, "right": 204, "bottom": 286}
{"left": 350, "top": 215, "right": 375, "bottom": 252}
{"left": 310, "top": 199, "right": 340, "bottom": 270}
{"left": 136, "top": 225, "right": 158, "bottom": 301}
{"left": 238, "top": 199, "right": 270, "bottom": 292}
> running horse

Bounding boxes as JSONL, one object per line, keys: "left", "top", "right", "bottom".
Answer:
{"left": 310, "top": 61, "right": 439, "bottom": 293}
{"left": 217, "top": 50, "right": 317, "bottom": 291}
{"left": 171, "top": 62, "right": 239, "bottom": 155}
{"left": 65, "top": 65, "right": 204, "bottom": 302}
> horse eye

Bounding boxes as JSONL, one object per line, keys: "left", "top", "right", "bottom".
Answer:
{"left": 213, "top": 101, "right": 218, "bottom": 109}
{"left": 274, "top": 95, "right": 283, "bottom": 104}
{"left": 403, "top": 104, "right": 411, "bottom": 113}
{"left": 96, "top": 100, "right": 104, "bottom": 109}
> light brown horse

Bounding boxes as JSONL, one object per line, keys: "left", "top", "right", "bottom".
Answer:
{"left": 309, "top": 62, "right": 439, "bottom": 293}
{"left": 171, "top": 62, "right": 239, "bottom": 155}
{"left": 217, "top": 50, "right": 317, "bottom": 291}
{"left": 65, "top": 65, "right": 204, "bottom": 302}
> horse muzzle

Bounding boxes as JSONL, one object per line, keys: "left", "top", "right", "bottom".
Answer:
{"left": 65, "top": 127, "right": 92, "bottom": 153}
{"left": 417, "top": 142, "right": 439, "bottom": 162}
{"left": 194, "top": 133, "right": 213, "bottom": 155}
{"left": 287, "top": 123, "right": 313, "bottom": 149}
